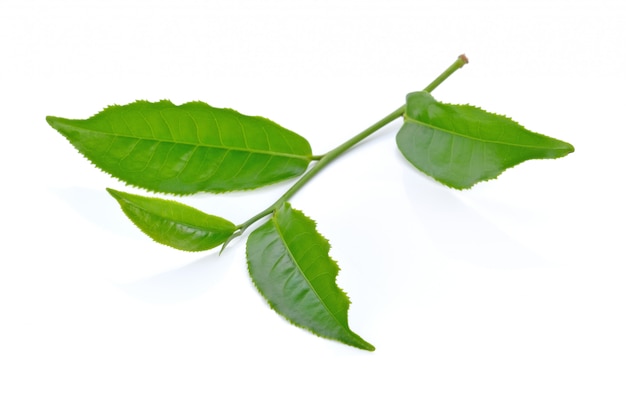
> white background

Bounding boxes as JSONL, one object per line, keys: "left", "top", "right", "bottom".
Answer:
{"left": 1, "top": 0, "right": 624, "bottom": 397}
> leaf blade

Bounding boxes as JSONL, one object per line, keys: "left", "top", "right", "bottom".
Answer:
{"left": 47, "top": 101, "right": 312, "bottom": 194}
{"left": 246, "top": 203, "right": 374, "bottom": 351}
{"left": 107, "top": 188, "right": 236, "bottom": 251}
{"left": 396, "top": 91, "right": 574, "bottom": 189}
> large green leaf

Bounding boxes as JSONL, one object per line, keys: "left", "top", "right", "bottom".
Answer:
{"left": 47, "top": 101, "right": 312, "bottom": 194}
{"left": 396, "top": 91, "right": 574, "bottom": 189}
{"left": 246, "top": 203, "right": 374, "bottom": 351}
{"left": 107, "top": 188, "right": 235, "bottom": 251}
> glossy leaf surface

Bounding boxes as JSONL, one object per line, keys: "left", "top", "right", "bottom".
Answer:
{"left": 107, "top": 188, "right": 235, "bottom": 251}
{"left": 246, "top": 203, "right": 374, "bottom": 351}
{"left": 397, "top": 91, "right": 575, "bottom": 189}
{"left": 47, "top": 101, "right": 312, "bottom": 194}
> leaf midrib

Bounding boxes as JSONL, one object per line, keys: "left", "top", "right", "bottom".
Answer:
{"left": 271, "top": 212, "right": 351, "bottom": 335}
{"left": 120, "top": 197, "right": 232, "bottom": 234}
{"left": 405, "top": 116, "right": 569, "bottom": 151}
{"left": 109, "top": 190, "right": 233, "bottom": 232}
{"left": 52, "top": 117, "right": 312, "bottom": 161}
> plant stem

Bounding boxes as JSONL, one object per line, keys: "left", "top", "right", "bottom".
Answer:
{"left": 222, "top": 54, "right": 468, "bottom": 250}
{"left": 423, "top": 54, "right": 468, "bottom": 93}
{"left": 237, "top": 106, "right": 404, "bottom": 227}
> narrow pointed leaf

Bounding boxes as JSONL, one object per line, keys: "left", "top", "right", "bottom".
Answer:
{"left": 396, "top": 91, "right": 575, "bottom": 189}
{"left": 246, "top": 203, "right": 374, "bottom": 351}
{"left": 47, "top": 101, "right": 312, "bottom": 194}
{"left": 107, "top": 188, "right": 235, "bottom": 251}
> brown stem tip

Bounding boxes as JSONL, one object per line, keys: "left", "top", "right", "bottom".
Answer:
{"left": 459, "top": 54, "right": 469, "bottom": 65}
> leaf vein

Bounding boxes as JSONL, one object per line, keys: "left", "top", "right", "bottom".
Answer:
{"left": 271, "top": 211, "right": 351, "bottom": 334}
{"left": 407, "top": 116, "right": 557, "bottom": 150}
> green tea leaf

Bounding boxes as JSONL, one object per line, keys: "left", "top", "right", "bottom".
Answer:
{"left": 107, "top": 188, "right": 235, "bottom": 251}
{"left": 47, "top": 101, "right": 312, "bottom": 194}
{"left": 246, "top": 203, "right": 374, "bottom": 351}
{"left": 396, "top": 91, "right": 574, "bottom": 189}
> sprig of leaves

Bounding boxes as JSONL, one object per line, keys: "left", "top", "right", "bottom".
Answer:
{"left": 47, "top": 55, "right": 574, "bottom": 350}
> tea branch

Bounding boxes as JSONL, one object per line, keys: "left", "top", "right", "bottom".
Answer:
{"left": 221, "top": 55, "right": 469, "bottom": 251}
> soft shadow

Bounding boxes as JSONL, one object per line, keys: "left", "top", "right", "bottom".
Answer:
{"left": 49, "top": 186, "right": 137, "bottom": 236}
{"left": 401, "top": 169, "right": 548, "bottom": 269}
{"left": 114, "top": 251, "right": 231, "bottom": 304}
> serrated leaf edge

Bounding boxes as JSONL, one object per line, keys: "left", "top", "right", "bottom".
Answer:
{"left": 246, "top": 203, "right": 375, "bottom": 351}
{"left": 46, "top": 100, "right": 314, "bottom": 195}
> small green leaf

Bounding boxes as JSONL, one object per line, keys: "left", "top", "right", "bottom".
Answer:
{"left": 47, "top": 101, "right": 312, "bottom": 194}
{"left": 246, "top": 203, "right": 374, "bottom": 351}
{"left": 396, "top": 91, "right": 574, "bottom": 189}
{"left": 107, "top": 188, "right": 235, "bottom": 251}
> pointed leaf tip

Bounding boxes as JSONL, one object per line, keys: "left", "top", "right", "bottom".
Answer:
{"left": 247, "top": 203, "right": 375, "bottom": 351}
{"left": 46, "top": 115, "right": 63, "bottom": 130}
